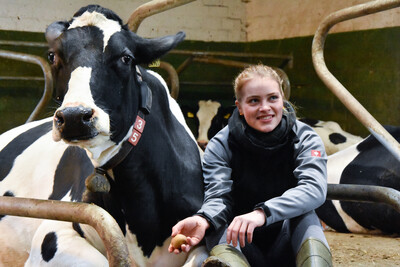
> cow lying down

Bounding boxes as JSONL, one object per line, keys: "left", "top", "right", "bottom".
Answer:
{"left": 0, "top": 5, "right": 208, "bottom": 267}
{"left": 317, "top": 125, "right": 400, "bottom": 235}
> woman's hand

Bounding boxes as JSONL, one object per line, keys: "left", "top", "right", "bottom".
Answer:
{"left": 226, "top": 209, "right": 266, "bottom": 247}
{"left": 168, "top": 215, "right": 210, "bottom": 254}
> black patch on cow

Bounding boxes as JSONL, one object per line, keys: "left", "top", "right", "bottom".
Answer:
{"left": 49, "top": 146, "right": 93, "bottom": 201}
{"left": 299, "top": 118, "right": 320, "bottom": 128}
{"left": 328, "top": 132, "right": 347, "bottom": 144}
{"left": 41, "top": 232, "right": 58, "bottom": 262}
{"left": 105, "top": 70, "right": 204, "bottom": 257}
{"left": 316, "top": 201, "right": 350, "bottom": 233}
{"left": 0, "top": 121, "right": 52, "bottom": 181}
{"left": 0, "top": 191, "right": 15, "bottom": 221}
{"left": 181, "top": 105, "right": 200, "bottom": 138}
{"left": 72, "top": 222, "right": 85, "bottom": 238}
{"left": 3, "top": 191, "right": 14, "bottom": 197}
{"left": 208, "top": 105, "right": 235, "bottom": 140}
{"left": 339, "top": 125, "right": 400, "bottom": 234}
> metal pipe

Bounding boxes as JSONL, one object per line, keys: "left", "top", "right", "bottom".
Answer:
{"left": 127, "top": 0, "right": 196, "bottom": 32}
{"left": 312, "top": 0, "right": 400, "bottom": 161}
{"left": 158, "top": 61, "right": 180, "bottom": 99}
{"left": 0, "top": 40, "right": 48, "bottom": 48}
{"left": 0, "top": 196, "right": 136, "bottom": 267}
{"left": 170, "top": 50, "right": 293, "bottom": 62}
{"left": 0, "top": 49, "right": 53, "bottom": 123}
{"left": 327, "top": 184, "right": 400, "bottom": 213}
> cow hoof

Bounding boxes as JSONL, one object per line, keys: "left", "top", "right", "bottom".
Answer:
{"left": 85, "top": 173, "right": 111, "bottom": 193}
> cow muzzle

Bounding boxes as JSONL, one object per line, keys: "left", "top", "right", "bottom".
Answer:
{"left": 53, "top": 105, "right": 98, "bottom": 142}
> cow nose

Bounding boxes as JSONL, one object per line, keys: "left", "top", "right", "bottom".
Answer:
{"left": 54, "top": 106, "right": 95, "bottom": 140}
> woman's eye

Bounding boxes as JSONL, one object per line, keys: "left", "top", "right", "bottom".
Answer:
{"left": 48, "top": 52, "right": 56, "bottom": 64}
{"left": 121, "top": 55, "right": 132, "bottom": 65}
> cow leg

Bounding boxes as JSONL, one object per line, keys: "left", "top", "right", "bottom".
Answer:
{"left": 25, "top": 220, "right": 107, "bottom": 267}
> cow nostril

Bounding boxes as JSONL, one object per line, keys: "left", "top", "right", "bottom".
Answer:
{"left": 55, "top": 110, "right": 65, "bottom": 127}
{"left": 82, "top": 108, "right": 94, "bottom": 122}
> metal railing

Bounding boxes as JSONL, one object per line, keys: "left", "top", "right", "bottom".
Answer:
{"left": 0, "top": 49, "right": 53, "bottom": 123}
{"left": 0, "top": 196, "right": 136, "bottom": 266}
{"left": 312, "top": 0, "right": 400, "bottom": 161}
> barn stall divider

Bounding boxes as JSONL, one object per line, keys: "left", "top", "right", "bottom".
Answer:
{"left": 312, "top": 0, "right": 400, "bottom": 161}
{"left": 0, "top": 0, "right": 195, "bottom": 266}
{"left": 0, "top": 46, "right": 53, "bottom": 123}
{"left": 312, "top": 0, "right": 400, "bottom": 238}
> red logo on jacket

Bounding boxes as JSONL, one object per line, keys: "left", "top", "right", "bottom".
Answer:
{"left": 311, "top": 150, "right": 321, "bottom": 157}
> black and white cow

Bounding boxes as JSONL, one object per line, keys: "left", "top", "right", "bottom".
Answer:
{"left": 0, "top": 5, "right": 207, "bottom": 266}
{"left": 317, "top": 125, "right": 400, "bottom": 235}
{"left": 299, "top": 118, "right": 363, "bottom": 155}
{"left": 181, "top": 100, "right": 235, "bottom": 150}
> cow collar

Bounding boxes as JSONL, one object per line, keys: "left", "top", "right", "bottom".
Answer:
{"left": 85, "top": 66, "right": 152, "bottom": 193}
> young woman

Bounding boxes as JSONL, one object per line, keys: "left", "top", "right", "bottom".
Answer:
{"left": 169, "top": 65, "right": 332, "bottom": 267}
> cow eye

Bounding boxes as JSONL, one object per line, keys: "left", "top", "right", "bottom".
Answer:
{"left": 121, "top": 55, "right": 133, "bottom": 65}
{"left": 48, "top": 52, "right": 56, "bottom": 64}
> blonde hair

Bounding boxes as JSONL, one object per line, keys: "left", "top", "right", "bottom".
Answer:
{"left": 233, "top": 64, "right": 284, "bottom": 101}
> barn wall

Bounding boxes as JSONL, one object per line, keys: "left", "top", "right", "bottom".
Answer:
{"left": 0, "top": 0, "right": 399, "bottom": 42}
{"left": 246, "top": 0, "right": 400, "bottom": 41}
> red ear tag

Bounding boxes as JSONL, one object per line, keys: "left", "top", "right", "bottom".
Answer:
{"left": 311, "top": 150, "right": 321, "bottom": 157}
{"left": 128, "top": 116, "right": 146, "bottom": 146}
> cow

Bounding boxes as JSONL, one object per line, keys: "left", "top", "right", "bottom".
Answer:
{"left": 299, "top": 118, "right": 363, "bottom": 155}
{"left": 316, "top": 125, "right": 400, "bottom": 235}
{"left": 0, "top": 5, "right": 208, "bottom": 267}
{"left": 181, "top": 100, "right": 235, "bottom": 150}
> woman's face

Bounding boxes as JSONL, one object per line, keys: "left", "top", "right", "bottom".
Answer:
{"left": 235, "top": 76, "right": 284, "bottom": 133}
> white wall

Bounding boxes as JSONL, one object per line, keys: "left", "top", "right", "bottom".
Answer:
{"left": 0, "top": 0, "right": 399, "bottom": 42}
{"left": 246, "top": 0, "right": 400, "bottom": 41}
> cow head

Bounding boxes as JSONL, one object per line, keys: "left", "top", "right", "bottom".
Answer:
{"left": 46, "top": 5, "right": 185, "bottom": 162}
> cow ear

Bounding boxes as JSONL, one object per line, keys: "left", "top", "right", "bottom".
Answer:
{"left": 133, "top": 31, "right": 185, "bottom": 65}
{"left": 45, "top": 21, "right": 69, "bottom": 45}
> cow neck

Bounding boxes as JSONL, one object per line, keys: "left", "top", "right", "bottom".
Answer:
{"left": 85, "top": 66, "right": 153, "bottom": 193}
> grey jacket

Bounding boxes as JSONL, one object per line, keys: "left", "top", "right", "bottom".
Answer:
{"left": 197, "top": 120, "right": 328, "bottom": 230}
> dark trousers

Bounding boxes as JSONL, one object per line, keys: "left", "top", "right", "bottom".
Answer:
{"left": 206, "top": 210, "right": 329, "bottom": 267}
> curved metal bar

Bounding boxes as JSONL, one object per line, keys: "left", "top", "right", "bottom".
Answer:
{"left": 0, "top": 196, "right": 136, "bottom": 267}
{"left": 158, "top": 61, "right": 180, "bottom": 99}
{"left": 327, "top": 184, "right": 400, "bottom": 213}
{"left": 127, "top": 0, "right": 195, "bottom": 32}
{"left": 0, "top": 49, "right": 53, "bottom": 123}
{"left": 312, "top": 0, "right": 400, "bottom": 161}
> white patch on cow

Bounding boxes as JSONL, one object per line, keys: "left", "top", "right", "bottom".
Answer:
{"left": 125, "top": 226, "right": 207, "bottom": 267}
{"left": 312, "top": 120, "right": 363, "bottom": 155}
{"left": 0, "top": 130, "right": 69, "bottom": 265}
{"left": 69, "top": 10, "right": 121, "bottom": 51}
{"left": 53, "top": 66, "right": 117, "bottom": 167}
{"left": 125, "top": 227, "right": 146, "bottom": 267}
{"left": 0, "top": 117, "right": 52, "bottom": 151}
{"left": 196, "top": 100, "right": 221, "bottom": 143}
{"left": 26, "top": 221, "right": 108, "bottom": 267}
{"left": 327, "top": 143, "right": 380, "bottom": 234}
{"left": 1, "top": 131, "right": 67, "bottom": 198}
